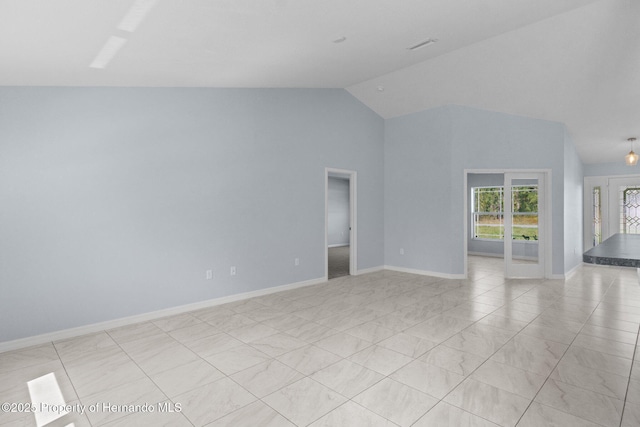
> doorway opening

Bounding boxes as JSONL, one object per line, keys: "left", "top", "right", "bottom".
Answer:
{"left": 464, "top": 169, "right": 552, "bottom": 279}
{"left": 584, "top": 175, "right": 640, "bottom": 251}
{"left": 325, "top": 168, "right": 357, "bottom": 280}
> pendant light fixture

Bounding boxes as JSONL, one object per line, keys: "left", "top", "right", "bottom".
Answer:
{"left": 626, "top": 138, "right": 638, "bottom": 166}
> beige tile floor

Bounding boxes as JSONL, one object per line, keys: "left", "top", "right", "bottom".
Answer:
{"left": 1, "top": 256, "right": 640, "bottom": 426}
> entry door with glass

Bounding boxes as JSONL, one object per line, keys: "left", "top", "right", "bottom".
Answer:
{"left": 607, "top": 177, "right": 640, "bottom": 239}
{"left": 504, "top": 172, "right": 545, "bottom": 278}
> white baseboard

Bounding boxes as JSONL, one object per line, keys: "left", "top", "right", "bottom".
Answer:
{"left": 328, "top": 243, "right": 350, "bottom": 248}
{"left": 383, "top": 265, "right": 465, "bottom": 279}
{"left": 468, "top": 251, "right": 503, "bottom": 258}
{"left": 5, "top": 257, "right": 572, "bottom": 353}
{"left": 355, "top": 265, "right": 384, "bottom": 275}
{"left": 0, "top": 276, "right": 326, "bottom": 354}
{"left": 468, "top": 252, "right": 538, "bottom": 262}
{"left": 561, "top": 262, "right": 583, "bottom": 279}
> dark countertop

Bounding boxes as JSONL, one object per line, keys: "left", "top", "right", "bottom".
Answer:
{"left": 583, "top": 233, "right": 640, "bottom": 267}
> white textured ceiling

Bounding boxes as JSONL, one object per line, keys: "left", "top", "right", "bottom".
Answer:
{"left": 0, "top": 0, "right": 636, "bottom": 164}
{"left": 348, "top": 0, "right": 640, "bottom": 164}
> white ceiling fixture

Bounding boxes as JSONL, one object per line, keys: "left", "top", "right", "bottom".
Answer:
{"left": 626, "top": 138, "right": 638, "bottom": 166}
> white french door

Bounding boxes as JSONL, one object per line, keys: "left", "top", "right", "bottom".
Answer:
{"left": 504, "top": 172, "right": 545, "bottom": 278}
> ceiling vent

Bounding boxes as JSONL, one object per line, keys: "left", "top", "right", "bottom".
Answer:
{"left": 407, "top": 38, "right": 439, "bottom": 51}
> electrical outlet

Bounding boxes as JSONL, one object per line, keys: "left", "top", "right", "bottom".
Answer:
{"left": 230, "top": 266, "right": 236, "bottom": 276}
{"left": 206, "top": 270, "right": 213, "bottom": 280}
{"left": 400, "top": 248, "right": 404, "bottom": 255}
{"left": 295, "top": 258, "right": 299, "bottom": 266}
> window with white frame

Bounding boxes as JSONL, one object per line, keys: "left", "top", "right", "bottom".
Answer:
{"left": 472, "top": 185, "right": 538, "bottom": 241}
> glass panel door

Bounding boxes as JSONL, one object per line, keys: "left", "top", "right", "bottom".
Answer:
{"left": 583, "top": 176, "right": 609, "bottom": 251}
{"left": 593, "top": 186, "right": 602, "bottom": 246}
{"left": 504, "top": 172, "right": 545, "bottom": 278}
{"left": 608, "top": 177, "right": 640, "bottom": 239}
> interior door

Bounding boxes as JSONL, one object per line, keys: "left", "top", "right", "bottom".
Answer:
{"left": 608, "top": 177, "right": 640, "bottom": 238}
{"left": 583, "top": 176, "right": 608, "bottom": 251}
{"left": 504, "top": 172, "right": 545, "bottom": 278}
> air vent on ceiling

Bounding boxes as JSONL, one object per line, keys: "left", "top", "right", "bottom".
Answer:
{"left": 407, "top": 38, "right": 439, "bottom": 51}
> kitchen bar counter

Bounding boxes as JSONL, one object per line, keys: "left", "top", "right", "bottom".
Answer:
{"left": 583, "top": 233, "right": 640, "bottom": 268}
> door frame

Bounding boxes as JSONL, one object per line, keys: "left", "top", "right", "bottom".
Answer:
{"left": 325, "top": 168, "right": 357, "bottom": 280}
{"left": 583, "top": 175, "right": 610, "bottom": 251}
{"left": 607, "top": 176, "right": 640, "bottom": 240}
{"left": 463, "top": 169, "right": 553, "bottom": 279}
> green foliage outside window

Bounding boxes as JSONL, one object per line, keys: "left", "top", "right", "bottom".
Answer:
{"left": 472, "top": 186, "right": 538, "bottom": 240}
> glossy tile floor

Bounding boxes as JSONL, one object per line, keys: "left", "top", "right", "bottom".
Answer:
{"left": 327, "top": 246, "right": 350, "bottom": 280}
{"left": 2, "top": 256, "right": 640, "bottom": 426}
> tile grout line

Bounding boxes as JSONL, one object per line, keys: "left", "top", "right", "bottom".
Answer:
{"left": 618, "top": 321, "right": 640, "bottom": 427}
{"left": 254, "top": 275, "right": 508, "bottom": 426}
{"left": 512, "top": 274, "right": 620, "bottom": 427}
{"left": 158, "top": 270, "right": 630, "bottom": 425}
{"left": 105, "top": 327, "right": 195, "bottom": 427}
{"left": 194, "top": 287, "right": 369, "bottom": 426}
{"left": 397, "top": 276, "right": 544, "bottom": 425}
{"left": 425, "top": 292, "right": 550, "bottom": 426}
{"left": 512, "top": 315, "right": 601, "bottom": 424}
{"left": 428, "top": 275, "right": 618, "bottom": 427}
{"left": 51, "top": 342, "right": 86, "bottom": 426}
{"left": 393, "top": 269, "right": 637, "bottom": 426}
{"left": 9, "top": 264, "right": 638, "bottom": 427}
{"left": 382, "top": 278, "right": 548, "bottom": 426}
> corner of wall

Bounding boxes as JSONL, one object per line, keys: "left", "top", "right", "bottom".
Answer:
{"left": 382, "top": 105, "right": 457, "bottom": 274}
{"left": 563, "top": 129, "right": 584, "bottom": 273}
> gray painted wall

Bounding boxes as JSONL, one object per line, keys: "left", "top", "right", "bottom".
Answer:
{"left": 327, "top": 177, "right": 350, "bottom": 247}
{"left": 384, "top": 107, "right": 454, "bottom": 272}
{"left": 385, "top": 105, "right": 569, "bottom": 276}
{"left": 450, "top": 106, "right": 567, "bottom": 277}
{"left": 0, "top": 87, "right": 384, "bottom": 342}
{"left": 1, "top": 89, "right": 586, "bottom": 344}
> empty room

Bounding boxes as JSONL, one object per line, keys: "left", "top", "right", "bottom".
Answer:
{"left": 2, "top": 0, "right": 640, "bottom": 426}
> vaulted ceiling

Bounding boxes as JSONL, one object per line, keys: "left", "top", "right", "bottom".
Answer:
{"left": 1, "top": 0, "right": 637, "bottom": 164}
